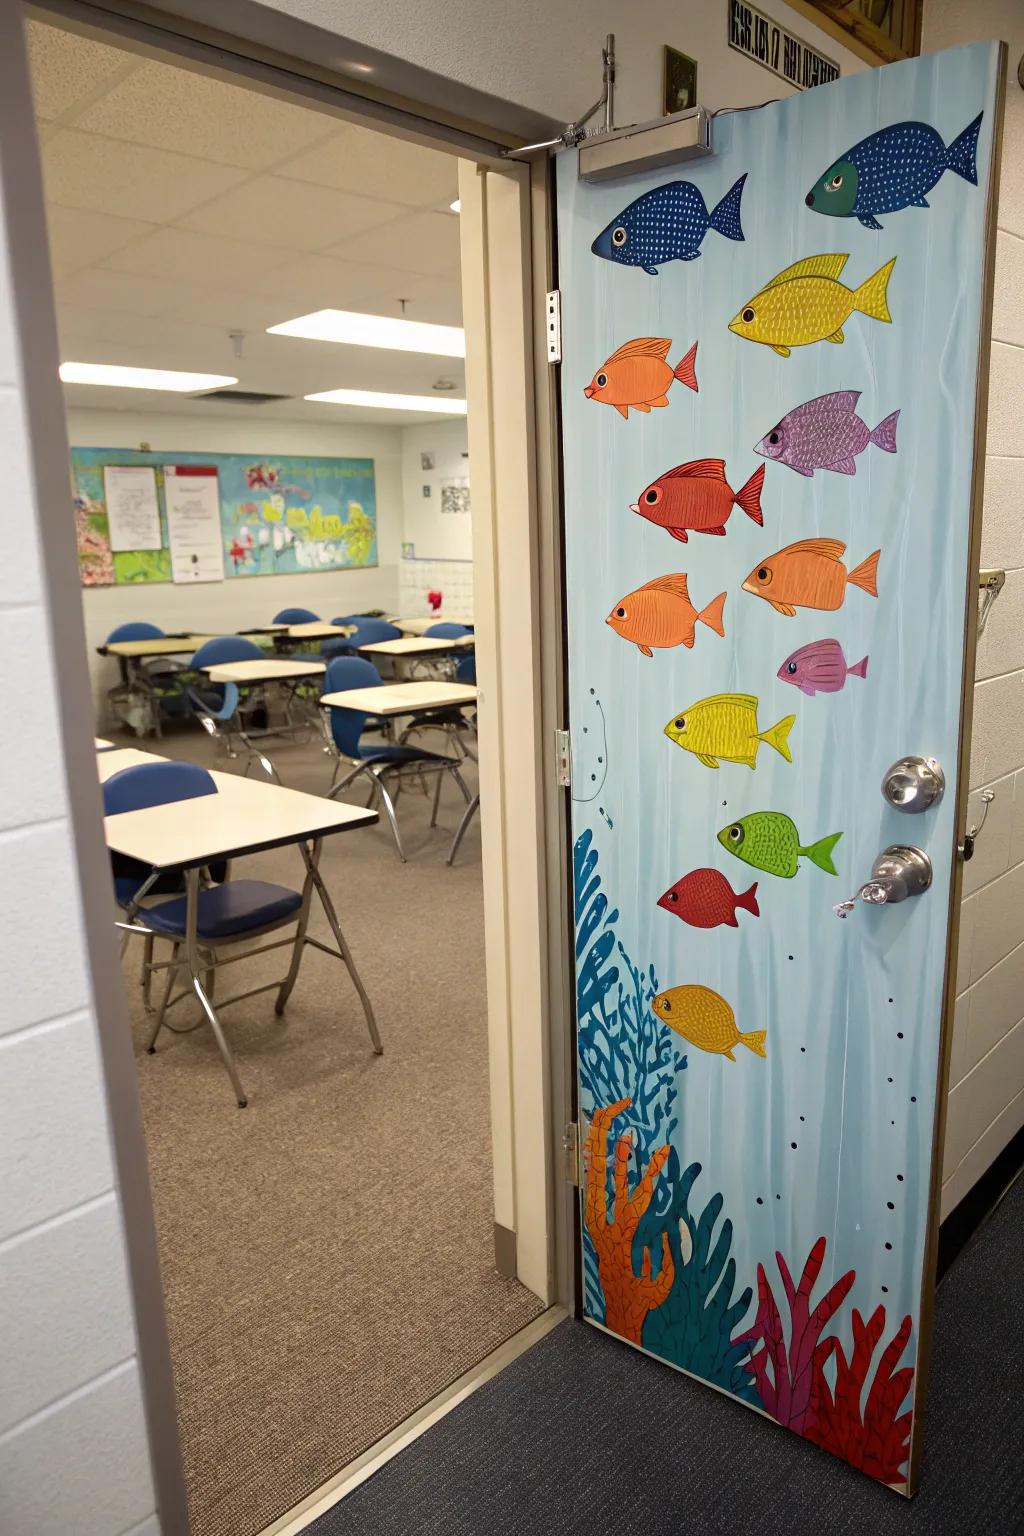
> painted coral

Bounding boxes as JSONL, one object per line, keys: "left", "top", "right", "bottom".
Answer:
{"left": 584, "top": 1099, "right": 674, "bottom": 1344}
{"left": 738, "top": 1235, "right": 856, "bottom": 1435}
{"left": 637, "top": 1152, "right": 758, "bottom": 1402}
{"left": 808, "top": 1306, "right": 915, "bottom": 1483}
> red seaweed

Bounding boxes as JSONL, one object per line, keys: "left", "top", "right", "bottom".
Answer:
{"left": 807, "top": 1307, "right": 914, "bottom": 1484}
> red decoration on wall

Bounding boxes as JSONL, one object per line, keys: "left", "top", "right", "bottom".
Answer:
{"left": 808, "top": 1307, "right": 915, "bottom": 1484}
{"left": 428, "top": 589, "right": 443, "bottom": 611}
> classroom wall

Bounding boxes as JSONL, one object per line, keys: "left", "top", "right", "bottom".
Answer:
{"left": 398, "top": 417, "right": 473, "bottom": 615}
{"left": 68, "top": 407, "right": 404, "bottom": 718}
{"left": 921, "top": 7, "right": 1024, "bottom": 1217}
{"left": 0, "top": 11, "right": 163, "bottom": 1535}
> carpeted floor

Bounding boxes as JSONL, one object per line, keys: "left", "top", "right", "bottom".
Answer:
{"left": 309, "top": 1173, "right": 1024, "bottom": 1536}
{"left": 111, "top": 724, "right": 544, "bottom": 1536}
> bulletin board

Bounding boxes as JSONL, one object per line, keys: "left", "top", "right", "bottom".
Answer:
{"left": 71, "top": 447, "right": 378, "bottom": 586}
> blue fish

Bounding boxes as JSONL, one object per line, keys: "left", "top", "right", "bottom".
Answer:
{"left": 592, "top": 174, "right": 746, "bottom": 274}
{"left": 805, "top": 114, "right": 983, "bottom": 231}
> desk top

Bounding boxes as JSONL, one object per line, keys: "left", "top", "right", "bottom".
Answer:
{"left": 358, "top": 636, "right": 474, "bottom": 657}
{"left": 393, "top": 616, "right": 474, "bottom": 635}
{"left": 284, "top": 621, "right": 354, "bottom": 639}
{"left": 95, "top": 737, "right": 116, "bottom": 751}
{"left": 202, "top": 658, "right": 325, "bottom": 683}
{"left": 99, "top": 634, "right": 218, "bottom": 658}
{"left": 97, "top": 747, "right": 376, "bottom": 867}
{"left": 320, "top": 681, "right": 478, "bottom": 717}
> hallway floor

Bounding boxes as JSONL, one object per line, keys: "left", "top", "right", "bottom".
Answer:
{"left": 310, "top": 1172, "right": 1024, "bottom": 1535}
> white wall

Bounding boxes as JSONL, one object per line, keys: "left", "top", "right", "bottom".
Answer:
{"left": 0, "top": 11, "right": 163, "bottom": 1535}
{"left": 922, "top": 10, "right": 1024, "bottom": 1218}
{"left": 398, "top": 416, "right": 473, "bottom": 615}
{"left": 68, "top": 407, "right": 404, "bottom": 717}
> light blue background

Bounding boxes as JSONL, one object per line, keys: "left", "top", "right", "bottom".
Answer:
{"left": 560, "top": 42, "right": 998, "bottom": 1392}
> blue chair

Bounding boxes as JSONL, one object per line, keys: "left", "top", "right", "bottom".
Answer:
{"left": 324, "top": 618, "right": 403, "bottom": 669}
{"left": 273, "top": 607, "right": 320, "bottom": 624}
{"left": 186, "top": 637, "right": 280, "bottom": 781}
{"left": 321, "top": 656, "right": 471, "bottom": 862}
{"left": 107, "top": 621, "right": 165, "bottom": 643}
{"left": 105, "top": 760, "right": 313, "bottom": 1106}
{"left": 424, "top": 622, "right": 471, "bottom": 640}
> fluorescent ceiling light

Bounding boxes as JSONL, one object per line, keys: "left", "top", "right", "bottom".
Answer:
{"left": 59, "top": 362, "right": 238, "bottom": 392}
{"left": 268, "top": 309, "right": 465, "bottom": 359}
{"left": 305, "top": 387, "right": 467, "bottom": 414}
{"left": 450, "top": 199, "right": 461, "bottom": 214}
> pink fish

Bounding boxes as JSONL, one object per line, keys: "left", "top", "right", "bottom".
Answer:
{"left": 778, "top": 639, "right": 869, "bottom": 696}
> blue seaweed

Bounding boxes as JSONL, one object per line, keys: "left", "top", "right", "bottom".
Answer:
{"left": 574, "top": 828, "right": 685, "bottom": 1316}
{"left": 635, "top": 1149, "right": 758, "bottom": 1401}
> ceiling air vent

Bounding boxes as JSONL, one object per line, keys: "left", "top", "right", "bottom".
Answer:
{"left": 196, "top": 388, "right": 293, "bottom": 405}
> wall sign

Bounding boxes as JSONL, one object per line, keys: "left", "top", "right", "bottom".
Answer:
{"left": 164, "top": 464, "right": 222, "bottom": 584}
{"left": 728, "top": 1, "right": 839, "bottom": 90}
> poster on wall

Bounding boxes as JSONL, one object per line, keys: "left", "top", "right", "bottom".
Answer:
{"left": 164, "top": 465, "right": 222, "bottom": 583}
{"left": 71, "top": 448, "right": 378, "bottom": 586}
{"left": 557, "top": 41, "right": 999, "bottom": 1495}
{"left": 102, "top": 465, "right": 161, "bottom": 552}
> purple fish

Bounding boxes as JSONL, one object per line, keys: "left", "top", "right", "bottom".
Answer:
{"left": 778, "top": 639, "right": 868, "bottom": 696}
{"left": 754, "top": 390, "right": 899, "bottom": 477}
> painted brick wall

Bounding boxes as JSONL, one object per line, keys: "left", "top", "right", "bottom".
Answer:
{"left": 925, "top": 9, "right": 1024, "bottom": 1217}
{"left": 0, "top": 10, "right": 159, "bottom": 1534}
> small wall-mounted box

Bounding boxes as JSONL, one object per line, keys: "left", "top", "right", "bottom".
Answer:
{"left": 578, "top": 106, "right": 712, "bottom": 182}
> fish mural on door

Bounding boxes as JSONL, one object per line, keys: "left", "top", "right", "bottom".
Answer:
{"left": 558, "top": 43, "right": 1002, "bottom": 1495}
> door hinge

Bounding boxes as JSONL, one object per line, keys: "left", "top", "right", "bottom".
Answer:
{"left": 555, "top": 727, "right": 571, "bottom": 787}
{"left": 546, "top": 289, "right": 562, "bottom": 364}
{"left": 562, "top": 1121, "right": 580, "bottom": 1185}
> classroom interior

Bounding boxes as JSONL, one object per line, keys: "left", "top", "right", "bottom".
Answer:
{"left": 27, "top": 17, "right": 543, "bottom": 1536}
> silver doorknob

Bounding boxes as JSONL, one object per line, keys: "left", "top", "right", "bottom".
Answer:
{"left": 834, "top": 845, "right": 932, "bottom": 918}
{"left": 881, "top": 756, "right": 944, "bottom": 813}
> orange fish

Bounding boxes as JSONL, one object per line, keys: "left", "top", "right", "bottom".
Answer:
{"left": 584, "top": 337, "right": 698, "bottom": 419}
{"left": 631, "top": 459, "right": 764, "bottom": 543}
{"left": 606, "top": 574, "right": 726, "bottom": 657}
{"left": 742, "top": 538, "right": 880, "bottom": 616}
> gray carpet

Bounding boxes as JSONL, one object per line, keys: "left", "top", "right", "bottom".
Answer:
{"left": 309, "top": 1173, "right": 1024, "bottom": 1535}
{"left": 111, "top": 723, "right": 544, "bottom": 1536}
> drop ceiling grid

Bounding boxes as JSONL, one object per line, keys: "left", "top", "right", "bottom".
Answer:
{"left": 27, "top": 19, "right": 464, "bottom": 421}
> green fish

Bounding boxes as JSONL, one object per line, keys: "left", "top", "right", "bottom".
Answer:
{"left": 717, "top": 811, "right": 841, "bottom": 879}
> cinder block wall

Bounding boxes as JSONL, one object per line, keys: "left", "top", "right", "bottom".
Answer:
{"left": 0, "top": 11, "right": 160, "bottom": 1534}
{"left": 928, "top": 5, "right": 1024, "bottom": 1215}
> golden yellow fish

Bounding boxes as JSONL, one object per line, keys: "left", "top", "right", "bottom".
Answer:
{"left": 728, "top": 253, "right": 896, "bottom": 357}
{"left": 652, "top": 985, "right": 767, "bottom": 1061}
{"left": 664, "top": 693, "right": 795, "bottom": 769}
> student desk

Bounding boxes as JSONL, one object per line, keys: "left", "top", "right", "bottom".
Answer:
{"left": 393, "top": 616, "right": 474, "bottom": 635}
{"left": 319, "top": 680, "right": 478, "bottom": 717}
{"left": 201, "top": 658, "right": 325, "bottom": 685}
{"left": 97, "top": 745, "right": 380, "bottom": 1107}
{"left": 95, "top": 737, "right": 117, "bottom": 751}
{"left": 358, "top": 635, "right": 474, "bottom": 681}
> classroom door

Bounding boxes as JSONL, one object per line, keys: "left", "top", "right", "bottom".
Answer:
{"left": 558, "top": 43, "right": 1001, "bottom": 1494}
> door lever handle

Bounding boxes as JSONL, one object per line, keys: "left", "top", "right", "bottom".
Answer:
{"left": 834, "top": 845, "right": 932, "bottom": 918}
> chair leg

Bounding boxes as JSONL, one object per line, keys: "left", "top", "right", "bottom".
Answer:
{"left": 141, "top": 933, "right": 155, "bottom": 1009}
{"left": 184, "top": 872, "right": 248, "bottom": 1107}
{"left": 430, "top": 767, "right": 444, "bottom": 828}
{"left": 146, "top": 943, "right": 180, "bottom": 1053}
{"left": 450, "top": 764, "right": 474, "bottom": 805}
{"left": 374, "top": 773, "right": 407, "bottom": 862}
{"left": 275, "top": 864, "right": 316, "bottom": 1016}
{"left": 447, "top": 793, "right": 480, "bottom": 865}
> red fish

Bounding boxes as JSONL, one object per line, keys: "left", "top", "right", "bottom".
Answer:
{"left": 657, "top": 868, "right": 760, "bottom": 929}
{"left": 631, "top": 459, "right": 764, "bottom": 543}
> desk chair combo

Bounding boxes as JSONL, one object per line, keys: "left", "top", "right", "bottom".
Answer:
{"left": 103, "top": 622, "right": 178, "bottom": 737}
{"left": 104, "top": 758, "right": 381, "bottom": 1107}
{"left": 400, "top": 648, "right": 478, "bottom": 763}
{"left": 320, "top": 657, "right": 473, "bottom": 862}
{"left": 186, "top": 636, "right": 283, "bottom": 779}
{"left": 323, "top": 618, "right": 403, "bottom": 668}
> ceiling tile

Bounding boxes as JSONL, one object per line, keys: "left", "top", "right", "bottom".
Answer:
{"left": 234, "top": 252, "right": 404, "bottom": 309}
{"left": 276, "top": 125, "right": 459, "bottom": 209}
{"left": 71, "top": 60, "right": 338, "bottom": 170}
{"left": 56, "top": 304, "right": 230, "bottom": 357}
{"left": 45, "top": 204, "right": 156, "bottom": 277}
{"left": 156, "top": 287, "right": 297, "bottom": 333}
{"left": 328, "top": 209, "right": 461, "bottom": 279}
{"left": 55, "top": 268, "right": 194, "bottom": 319}
{"left": 362, "top": 274, "right": 463, "bottom": 329}
{"left": 100, "top": 227, "right": 295, "bottom": 285}
{"left": 26, "top": 19, "right": 136, "bottom": 122}
{"left": 178, "top": 175, "right": 407, "bottom": 251}
{"left": 41, "top": 129, "right": 249, "bottom": 223}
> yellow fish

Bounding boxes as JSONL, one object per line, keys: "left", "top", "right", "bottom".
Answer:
{"left": 728, "top": 253, "right": 896, "bottom": 357}
{"left": 664, "top": 693, "right": 795, "bottom": 769}
{"left": 652, "top": 985, "right": 767, "bottom": 1061}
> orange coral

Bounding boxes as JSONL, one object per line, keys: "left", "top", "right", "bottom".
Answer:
{"left": 584, "top": 1098, "right": 674, "bottom": 1343}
